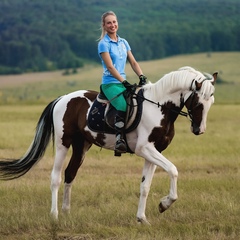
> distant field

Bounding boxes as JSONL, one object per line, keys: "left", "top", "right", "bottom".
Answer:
{"left": 0, "top": 52, "right": 240, "bottom": 104}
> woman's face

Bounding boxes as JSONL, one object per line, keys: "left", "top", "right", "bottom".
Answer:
{"left": 103, "top": 15, "right": 118, "bottom": 34}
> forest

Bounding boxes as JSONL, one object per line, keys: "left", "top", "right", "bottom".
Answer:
{"left": 0, "top": 0, "right": 239, "bottom": 74}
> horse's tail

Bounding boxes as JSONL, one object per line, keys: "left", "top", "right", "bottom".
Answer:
{"left": 0, "top": 97, "right": 62, "bottom": 180}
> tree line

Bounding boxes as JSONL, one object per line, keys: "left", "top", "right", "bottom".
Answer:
{"left": 0, "top": 0, "right": 239, "bottom": 74}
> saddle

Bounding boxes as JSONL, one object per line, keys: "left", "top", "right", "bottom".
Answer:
{"left": 87, "top": 88, "right": 144, "bottom": 135}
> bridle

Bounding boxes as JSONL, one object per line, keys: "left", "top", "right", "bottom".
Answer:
{"left": 183, "top": 90, "right": 202, "bottom": 122}
{"left": 131, "top": 78, "right": 212, "bottom": 123}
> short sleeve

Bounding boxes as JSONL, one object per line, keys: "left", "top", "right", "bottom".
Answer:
{"left": 123, "top": 39, "right": 131, "bottom": 51}
{"left": 98, "top": 40, "right": 109, "bottom": 55}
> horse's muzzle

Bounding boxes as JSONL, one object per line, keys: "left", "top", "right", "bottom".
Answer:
{"left": 191, "top": 125, "right": 204, "bottom": 135}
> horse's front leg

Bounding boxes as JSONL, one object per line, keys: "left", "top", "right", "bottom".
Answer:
{"left": 158, "top": 167, "right": 178, "bottom": 213}
{"left": 137, "top": 160, "right": 157, "bottom": 225}
{"left": 136, "top": 144, "right": 178, "bottom": 214}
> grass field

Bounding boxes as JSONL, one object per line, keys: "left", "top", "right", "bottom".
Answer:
{"left": 0, "top": 52, "right": 240, "bottom": 239}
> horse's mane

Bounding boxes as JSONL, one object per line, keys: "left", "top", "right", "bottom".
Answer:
{"left": 143, "top": 66, "right": 215, "bottom": 101}
{"left": 179, "top": 67, "right": 215, "bottom": 100}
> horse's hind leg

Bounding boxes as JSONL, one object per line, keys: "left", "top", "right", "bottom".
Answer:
{"left": 51, "top": 144, "right": 68, "bottom": 219}
{"left": 62, "top": 135, "right": 92, "bottom": 214}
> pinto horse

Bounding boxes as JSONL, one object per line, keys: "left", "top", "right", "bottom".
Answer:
{"left": 0, "top": 66, "right": 217, "bottom": 224}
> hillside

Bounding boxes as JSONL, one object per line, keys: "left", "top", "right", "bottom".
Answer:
{"left": 0, "top": 0, "right": 239, "bottom": 74}
{"left": 0, "top": 52, "right": 239, "bottom": 105}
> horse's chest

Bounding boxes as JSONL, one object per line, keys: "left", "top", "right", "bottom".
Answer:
{"left": 148, "top": 125, "right": 174, "bottom": 152}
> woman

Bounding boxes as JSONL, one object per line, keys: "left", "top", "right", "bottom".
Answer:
{"left": 98, "top": 11, "right": 147, "bottom": 155}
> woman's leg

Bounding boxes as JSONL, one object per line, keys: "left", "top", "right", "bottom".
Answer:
{"left": 101, "top": 84, "right": 127, "bottom": 155}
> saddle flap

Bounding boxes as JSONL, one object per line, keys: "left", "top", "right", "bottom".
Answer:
{"left": 87, "top": 89, "right": 144, "bottom": 133}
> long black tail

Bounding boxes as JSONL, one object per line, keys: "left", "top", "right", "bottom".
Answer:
{"left": 0, "top": 97, "right": 62, "bottom": 180}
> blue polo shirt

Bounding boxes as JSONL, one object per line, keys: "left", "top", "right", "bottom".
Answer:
{"left": 98, "top": 34, "right": 131, "bottom": 84}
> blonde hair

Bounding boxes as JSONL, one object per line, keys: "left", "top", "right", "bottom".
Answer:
{"left": 99, "top": 11, "right": 117, "bottom": 40}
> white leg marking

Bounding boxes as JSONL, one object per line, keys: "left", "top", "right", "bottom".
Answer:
{"left": 137, "top": 160, "right": 156, "bottom": 225}
{"left": 136, "top": 143, "right": 178, "bottom": 215}
{"left": 50, "top": 146, "right": 68, "bottom": 219}
{"left": 62, "top": 183, "right": 72, "bottom": 213}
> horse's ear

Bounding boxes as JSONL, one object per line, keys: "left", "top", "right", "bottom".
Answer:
{"left": 212, "top": 72, "right": 218, "bottom": 85}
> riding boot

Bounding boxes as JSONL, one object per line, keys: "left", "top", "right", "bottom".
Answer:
{"left": 114, "top": 111, "right": 127, "bottom": 156}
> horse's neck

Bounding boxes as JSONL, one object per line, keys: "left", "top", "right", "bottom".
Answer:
{"left": 161, "top": 71, "right": 195, "bottom": 92}
{"left": 145, "top": 71, "right": 195, "bottom": 102}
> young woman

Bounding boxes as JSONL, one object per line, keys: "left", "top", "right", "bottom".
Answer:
{"left": 98, "top": 11, "right": 147, "bottom": 155}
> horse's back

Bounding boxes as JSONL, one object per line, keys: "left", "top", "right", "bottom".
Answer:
{"left": 54, "top": 89, "right": 98, "bottom": 110}
{"left": 53, "top": 90, "right": 98, "bottom": 147}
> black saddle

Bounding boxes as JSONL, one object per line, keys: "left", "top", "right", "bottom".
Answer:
{"left": 87, "top": 88, "right": 144, "bottom": 134}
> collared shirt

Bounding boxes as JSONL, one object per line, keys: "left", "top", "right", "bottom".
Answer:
{"left": 98, "top": 34, "right": 131, "bottom": 84}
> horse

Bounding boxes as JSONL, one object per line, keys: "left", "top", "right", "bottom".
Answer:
{"left": 0, "top": 66, "right": 217, "bottom": 224}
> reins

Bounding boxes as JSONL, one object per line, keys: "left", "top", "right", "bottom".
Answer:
{"left": 103, "top": 88, "right": 191, "bottom": 120}
{"left": 131, "top": 91, "right": 189, "bottom": 119}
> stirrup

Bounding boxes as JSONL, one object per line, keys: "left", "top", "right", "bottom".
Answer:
{"left": 114, "top": 139, "right": 127, "bottom": 157}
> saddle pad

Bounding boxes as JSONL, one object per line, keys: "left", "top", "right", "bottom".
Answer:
{"left": 87, "top": 101, "right": 115, "bottom": 134}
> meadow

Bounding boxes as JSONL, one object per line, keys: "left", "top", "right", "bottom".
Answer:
{"left": 0, "top": 52, "right": 240, "bottom": 105}
{"left": 0, "top": 52, "right": 240, "bottom": 239}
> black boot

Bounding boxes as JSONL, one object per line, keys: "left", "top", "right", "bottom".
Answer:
{"left": 114, "top": 111, "right": 127, "bottom": 156}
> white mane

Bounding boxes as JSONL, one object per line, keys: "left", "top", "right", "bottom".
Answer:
{"left": 143, "top": 66, "right": 215, "bottom": 101}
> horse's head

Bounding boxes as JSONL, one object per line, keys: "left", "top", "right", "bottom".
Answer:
{"left": 184, "top": 72, "right": 218, "bottom": 135}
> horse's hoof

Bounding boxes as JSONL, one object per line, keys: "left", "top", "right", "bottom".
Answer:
{"left": 50, "top": 210, "right": 59, "bottom": 221}
{"left": 62, "top": 208, "right": 70, "bottom": 215}
{"left": 159, "top": 202, "right": 167, "bottom": 213}
{"left": 137, "top": 217, "right": 151, "bottom": 225}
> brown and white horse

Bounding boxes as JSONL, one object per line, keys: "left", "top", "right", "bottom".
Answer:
{"left": 0, "top": 66, "right": 217, "bottom": 224}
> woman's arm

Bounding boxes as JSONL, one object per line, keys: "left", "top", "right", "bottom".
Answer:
{"left": 127, "top": 50, "right": 143, "bottom": 77}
